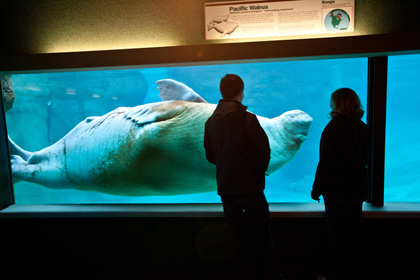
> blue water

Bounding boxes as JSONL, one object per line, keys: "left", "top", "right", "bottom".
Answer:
{"left": 5, "top": 55, "right": 415, "bottom": 204}
{"left": 385, "top": 54, "right": 420, "bottom": 202}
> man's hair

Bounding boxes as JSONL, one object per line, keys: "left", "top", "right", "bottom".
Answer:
{"left": 220, "top": 74, "right": 244, "bottom": 100}
{"left": 330, "top": 87, "right": 364, "bottom": 120}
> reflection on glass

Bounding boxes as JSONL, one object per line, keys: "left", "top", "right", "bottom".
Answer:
{"left": 385, "top": 54, "right": 420, "bottom": 202}
{"left": 4, "top": 58, "right": 367, "bottom": 204}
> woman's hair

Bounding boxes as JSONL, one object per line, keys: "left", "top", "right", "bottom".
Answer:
{"left": 330, "top": 87, "right": 364, "bottom": 120}
{"left": 220, "top": 74, "right": 244, "bottom": 100}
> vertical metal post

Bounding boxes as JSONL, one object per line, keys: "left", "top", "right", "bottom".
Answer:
{"left": 0, "top": 83, "right": 14, "bottom": 210}
{"left": 367, "top": 57, "right": 388, "bottom": 207}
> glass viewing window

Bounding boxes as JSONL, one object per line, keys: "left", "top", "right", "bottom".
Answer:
{"left": 3, "top": 58, "right": 368, "bottom": 204}
{"left": 385, "top": 54, "right": 420, "bottom": 202}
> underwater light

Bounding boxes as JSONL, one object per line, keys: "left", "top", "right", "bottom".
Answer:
{"left": 66, "top": 88, "right": 76, "bottom": 95}
{"left": 24, "top": 86, "right": 42, "bottom": 92}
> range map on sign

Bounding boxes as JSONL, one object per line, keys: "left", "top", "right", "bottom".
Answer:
{"left": 324, "top": 9, "right": 351, "bottom": 31}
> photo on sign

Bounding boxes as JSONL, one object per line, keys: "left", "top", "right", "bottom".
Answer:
{"left": 207, "top": 15, "right": 240, "bottom": 38}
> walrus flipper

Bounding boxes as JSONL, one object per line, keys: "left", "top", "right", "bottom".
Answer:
{"left": 156, "top": 79, "right": 208, "bottom": 103}
{"left": 8, "top": 136, "right": 33, "bottom": 161}
{"left": 123, "top": 101, "right": 188, "bottom": 126}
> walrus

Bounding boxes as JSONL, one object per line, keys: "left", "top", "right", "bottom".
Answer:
{"left": 8, "top": 79, "right": 312, "bottom": 196}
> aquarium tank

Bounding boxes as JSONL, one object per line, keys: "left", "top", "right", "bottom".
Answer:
{"left": 385, "top": 54, "right": 420, "bottom": 202}
{"left": 3, "top": 57, "right": 369, "bottom": 204}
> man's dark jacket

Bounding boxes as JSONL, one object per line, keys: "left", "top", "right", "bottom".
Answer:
{"left": 312, "top": 116, "right": 369, "bottom": 200}
{"left": 204, "top": 100, "right": 271, "bottom": 196}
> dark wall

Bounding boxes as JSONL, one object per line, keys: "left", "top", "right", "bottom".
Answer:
{"left": 2, "top": 217, "right": 419, "bottom": 279}
{"left": 1, "top": 0, "right": 420, "bottom": 55}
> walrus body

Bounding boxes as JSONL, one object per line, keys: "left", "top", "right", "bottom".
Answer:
{"left": 9, "top": 80, "right": 312, "bottom": 196}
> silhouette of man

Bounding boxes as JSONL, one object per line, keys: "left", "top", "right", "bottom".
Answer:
{"left": 204, "top": 74, "right": 282, "bottom": 279}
